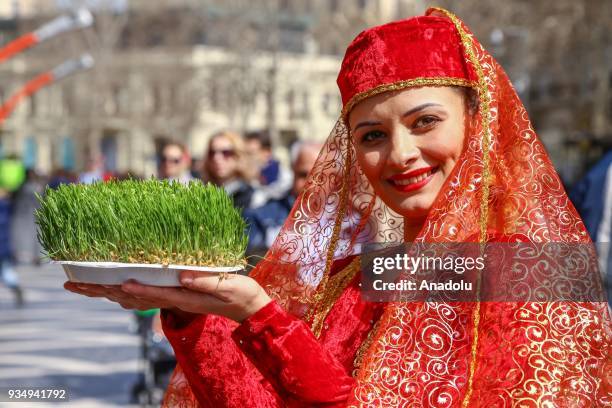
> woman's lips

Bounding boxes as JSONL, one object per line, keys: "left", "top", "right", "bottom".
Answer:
{"left": 388, "top": 166, "right": 438, "bottom": 193}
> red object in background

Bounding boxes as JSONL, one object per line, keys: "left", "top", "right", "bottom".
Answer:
{"left": 0, "top": 9, "right": 93, "bottom": 123}
{"left": 0, "top": 72, "right": 53, "bottom": 122}
{"left": 0, "top": 33, "right": 37, "bottom": 64}
{"left": 0, "top": 55, "right": 93, "bottom": 124}
{"left": 0, "top": 9, "right": 92, "bottom": 64}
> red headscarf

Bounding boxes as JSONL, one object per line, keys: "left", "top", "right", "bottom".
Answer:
{"left": 167, "top": 8, "right": 612, "bottom": 406}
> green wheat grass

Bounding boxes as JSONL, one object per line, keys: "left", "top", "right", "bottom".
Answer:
{"left": 35, "top": 179, "right": 248, "bottom": 267}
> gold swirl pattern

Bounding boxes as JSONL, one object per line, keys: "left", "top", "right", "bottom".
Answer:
{"left": 345, "top": 7, "right": 611, "bottom": 407}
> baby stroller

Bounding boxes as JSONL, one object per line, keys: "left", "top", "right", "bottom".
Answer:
{"left": 130, "top": 309, "right": 176, "bottom": 406}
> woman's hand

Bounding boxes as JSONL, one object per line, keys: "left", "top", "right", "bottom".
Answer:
{"left": 64, "top": 271, "right": 272, "bottom": 322}
{"left": 64, "top": 281, "right": 170, "bottom": 310}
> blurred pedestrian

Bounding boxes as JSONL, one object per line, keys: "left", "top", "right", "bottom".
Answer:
{"left": 47, "top": 168, "right": 77, "bottom": 189}
{"left": 245, "top": 130, "right": 293, "bottom": 208}
{"left": 11, "top": 169, "right": 44, "bottom": 265}
{"left": 158, "top": 141, "right": 195, "bottom": 184}
{"left": 190, "top": 157, "right": 204, "bottom": 180}
{"left": 0, "top": 188, "right": 23, "bottom": 307}
{"left": 203, "top": 131, "right": 254, "bottom": 209}
{"left": 570, "top": 150, "right": 612, "bottom": 304}
{"left": 78, "top": 153, "right": 106, "bottom": 184}
{"left": 244, "top": 141, "right": 322, "bottom": 254}
{"left": 244, "top": 130, "right": 281, "bottom": 185}
{"left": 0, "top": 156, "right": 26, "bottom": 192}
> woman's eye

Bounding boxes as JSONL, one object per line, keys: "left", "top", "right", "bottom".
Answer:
{"left": 413, "top": 116, "right": 439, "bottom": 129}
{"left": 361, "top": 130, "right": 385, "bottom": 143}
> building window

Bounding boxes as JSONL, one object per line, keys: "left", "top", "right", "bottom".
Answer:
{"left": 29, "top": 92, "right": 38, "bottom": 117}
{"left": 101, "top": 133, "right": 118, "bottom": 173}
{"left": 60, "top": 137, "right": 75, "bottom": 171}
{"left": 330, "top": 0, "right": 338, "bottom": 13}
{"left": 322, "top": 92, "right": 339, "bottom": 116}
{"left": 287, "top": 89, "right": 296, "bottom": 118}
{"left": 23, "top": 136, "right": 37, "bottom": 169}
{"left": 301, "top": 91, "right": 310, "bottom": 119}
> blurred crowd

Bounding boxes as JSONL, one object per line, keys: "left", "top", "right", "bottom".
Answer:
{"left": 0, "top": 129, "right": 325, "bottom": 306}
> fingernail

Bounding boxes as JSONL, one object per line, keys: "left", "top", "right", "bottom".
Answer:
{"left": 180, "top": 271, "right": 194, "bottom": 285}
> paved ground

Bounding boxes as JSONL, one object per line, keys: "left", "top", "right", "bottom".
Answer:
{"left": 0, "top": 263, "right": 143, "bottom": 407}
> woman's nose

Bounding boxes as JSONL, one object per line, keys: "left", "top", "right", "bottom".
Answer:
{"left": 388, "top": 130, "right": 419, "bottom": 168}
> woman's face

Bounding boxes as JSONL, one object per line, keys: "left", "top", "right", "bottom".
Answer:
{"left": 349, "top": 86, "right": 468, "bottom": 220}
{"left": 207, "top": 136, "right": 238, "bottom": 182}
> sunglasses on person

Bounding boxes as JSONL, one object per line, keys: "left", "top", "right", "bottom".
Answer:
{"left": 208, "top": 149, "right": 236, "bottom": 159}
{"left": 161, "top": 156, "right": 182, "bottom": 164}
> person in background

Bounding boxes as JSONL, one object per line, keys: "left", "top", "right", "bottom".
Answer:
{"left": 245, "top": 130, "right": 293, "bottom": 208}
{"left": 189, "top": 157, "right": 203, "bottom": 180}
{"left": 47, "top": 168, "right": 77, "bottom": 190}
{"left": 11, "top": 169, "right": 44, "bottom": 265}
{"left": 0, "top": 187, "right": 23, "bottom": 307}
{"left": 244, "top": 141, "right": 323, "bottom": 255}
{"left": 244, "top": 130, "right": 280, "bottom": 185}
{"left": 203, "top": 131, "right": 254, "bottom": 209}
{"left": 78, "top": 153, "right": 106, "bottom": 184}
{"left": 158, "top": 141, "right": 195, "bottom": 184}
{"left": 570, "top": 150, "right": 612, "bottom": 305}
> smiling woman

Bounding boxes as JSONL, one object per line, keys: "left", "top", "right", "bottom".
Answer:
{"left": 65, "top": 7, "right": 611, "bottom": 408}
{"left": 349, "top": 86, "right": 468, "bottom": 235}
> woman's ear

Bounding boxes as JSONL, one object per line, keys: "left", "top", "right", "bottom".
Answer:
{"left": 465, "top": 88, "right": 479, "bottom": 116}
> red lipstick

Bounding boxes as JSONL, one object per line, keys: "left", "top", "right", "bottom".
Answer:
{"left": 388, "top": 166, "right": 437, "bottom": 193}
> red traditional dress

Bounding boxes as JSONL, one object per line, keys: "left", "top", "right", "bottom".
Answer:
{"left": 162, "top": 8, "right": 611, "bottom": 407}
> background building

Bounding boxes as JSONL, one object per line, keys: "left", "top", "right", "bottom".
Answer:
{"left": 0, "top": 0, "right": 609, "bottom": 185}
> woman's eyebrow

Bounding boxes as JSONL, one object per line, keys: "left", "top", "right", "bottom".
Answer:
{"left": 352, "top": 120, "right": 381, "bottom": 132}
{"left": 402, "top": 103, "right": 443, "bottom": 117}
{"left": 352, "top": 103, "right": 444, "bottom": 131}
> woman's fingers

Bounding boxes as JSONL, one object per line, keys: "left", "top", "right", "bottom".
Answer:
{"left": 122, "top": 280, "right": 231, "bottom": 315}
{"left": 64, "top": 281, "right": 169, "bottom": 310}
{"left": 64, "top": 281, "right": 121, "bottom": 297}
{"left": 64, "top": 276, "right": 268, "bottom": 320}
{"left": 178, "top": 270, "right": 237, "bottom": 300}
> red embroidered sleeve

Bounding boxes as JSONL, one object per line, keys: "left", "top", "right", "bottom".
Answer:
{"left": 162, "top": 303, "right": 354, "bottom": 407}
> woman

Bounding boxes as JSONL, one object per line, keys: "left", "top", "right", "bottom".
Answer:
{"left": 203, "top": 130, "right": 255, "bottom": 209}
{"left": 66, "top": 8, "right": 611, "bottom": 406}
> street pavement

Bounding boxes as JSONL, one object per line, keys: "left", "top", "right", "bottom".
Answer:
{"left": 0, "top": 263, "right": 142, "bottom": 407}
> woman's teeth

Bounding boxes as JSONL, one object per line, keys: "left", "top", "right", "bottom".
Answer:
{"left": 394, "top": 169, "right": 434, "bottom": 185}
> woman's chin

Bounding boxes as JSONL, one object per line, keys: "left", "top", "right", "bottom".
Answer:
{"left": 388, "top": 202, "right": 432, "bottom": 220}
{"left": 381, "top": 190, "right": 434, "bottom": 219}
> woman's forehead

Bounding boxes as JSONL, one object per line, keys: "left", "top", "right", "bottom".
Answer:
{"left": 348, "top": 86, "right": 462, "bottom": 124}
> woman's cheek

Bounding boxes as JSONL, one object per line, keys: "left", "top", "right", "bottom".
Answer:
{"left": 360, "top": 150, "right": 382, "bottom": 178}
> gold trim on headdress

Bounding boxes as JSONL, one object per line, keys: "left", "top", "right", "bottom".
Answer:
{"left": 428, "top": 7, "right": 494, "bottom": 407}
{"left": 341, "top": 77, "right": 477, "bottom": 121}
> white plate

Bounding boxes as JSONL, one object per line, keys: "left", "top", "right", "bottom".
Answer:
{"left": 56, "top": 261, "right": 244, "bottom": 287}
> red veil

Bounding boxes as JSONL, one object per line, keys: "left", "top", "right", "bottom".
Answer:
{"left": 166, "top": 8, "right": 611, "bottom": 406}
